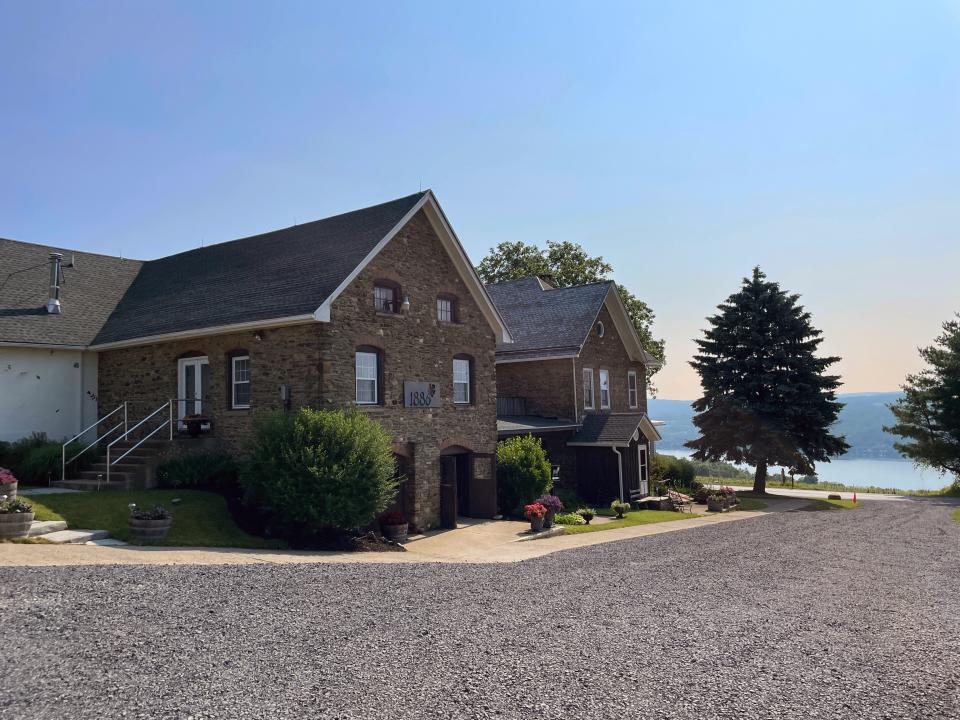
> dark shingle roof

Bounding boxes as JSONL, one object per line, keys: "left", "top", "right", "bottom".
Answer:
{"left": 568, "top": 413, "right": 648, "bottom": 446}
{"left": 496, "top": 416, "right": 580, "bottom": 435}
{"left": 0, "top": 239, "right": 143, "bottom": 346}
{"left": 484, "top": 278, "right": 611, "bottom": 360}
{"left": 93, "top": 192, "right": 426, "bottom": 345}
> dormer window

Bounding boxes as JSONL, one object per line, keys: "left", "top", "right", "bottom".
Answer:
{"left": 374, "top": 283, "right": 399, "bottom": 314}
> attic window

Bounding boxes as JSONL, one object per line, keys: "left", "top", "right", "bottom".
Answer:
{"left": 596, "top": 321, "right": 605, "bottom": 338}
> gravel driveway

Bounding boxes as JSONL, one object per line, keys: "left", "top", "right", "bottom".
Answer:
{"left": 2, "top": 498, "right": 958, "bottom": 720}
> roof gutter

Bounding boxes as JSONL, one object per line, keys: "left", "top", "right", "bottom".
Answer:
{"left": 89, "top": 314, "right": 317, "bottom": 351}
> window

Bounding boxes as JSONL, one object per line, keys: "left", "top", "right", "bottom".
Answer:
{"left": 356, "top": 350, "right": 379, "bottom": 404}
{"left": 437, "top": 296, "right": 456, "bottom": 323}
{"left": 583, "top": 368, "right": 594, "bottom": 410}
{"left": 231, "top": 354, "right": 250, "bottom": 409}
{"left": 374, "top": 285, "right": 397, "bottom": 313}
{"left": 599, "top": 369, "right": 610, "bottom": 409}
{"left": 453, "top": 357, "right": 471, "bottom": 404}
{"left": 628, "top": 370, "right": 638, "bottom": 409}
{"left": 596, "top": 321, "right": 605, "bottom": 338}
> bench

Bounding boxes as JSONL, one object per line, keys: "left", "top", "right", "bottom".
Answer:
{"left": 667, "top": 490, "right": 694, "bottom": 513}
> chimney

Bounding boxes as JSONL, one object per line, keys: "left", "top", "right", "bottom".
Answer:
{"left": 46, "top": 252, "right": 63, "bottom": 314}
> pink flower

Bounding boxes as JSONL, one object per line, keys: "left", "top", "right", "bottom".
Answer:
{"left": 0, "top": 468, "right": 17, "bottom": 485}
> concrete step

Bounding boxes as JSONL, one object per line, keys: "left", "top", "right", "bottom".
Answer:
{"left": 42, "top": 529, "right": 110, "bottom": 544}
{"left": 86, "top": 462, "right": 145, "bottom": 474}
{"left": 54, "top": 479, "right": 129, "bottom": 491}
{"left": 86, "top": 537, "right": 128, "bottom": 546}
{"left": 27, "top": 520, "right": 68, "bottom": 536}
{"left": 77, "top": 470, "right": 137, "bottom": 482}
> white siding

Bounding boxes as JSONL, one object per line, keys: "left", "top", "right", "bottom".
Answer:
{"left": 0, "top": 347, "right": 99, "bottom": 443}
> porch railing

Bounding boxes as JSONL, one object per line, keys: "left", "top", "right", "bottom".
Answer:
{"left": 60, "top": 402, "right": 128, "bottom": 485}
{"left": 497, "top": 396, "right": 527, "bottom": 417}
{"left": 105, "top": 399, "right": 174, "bottom": 485}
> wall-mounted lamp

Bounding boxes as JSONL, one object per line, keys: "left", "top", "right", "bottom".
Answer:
{"left": 401, "top": 295, "right": 411, "bottom": 313}
{"left": 254, "top": 331, "right": 263, "bottom": 341}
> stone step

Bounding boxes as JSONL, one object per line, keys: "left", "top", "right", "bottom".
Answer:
{"left": 54, "top": 479, "right": 129, "bottom": 491}
{"left": 42, "top": 529, "right": 110, "bottom": 544}
{"left": 77, "top": 470, "right": 137, "bottom": 482}
{"left": 28, "top": 520, "right": 68, "bottom": 536}
{"left": 85, "top": 462, "right": 146, "bottom": 474}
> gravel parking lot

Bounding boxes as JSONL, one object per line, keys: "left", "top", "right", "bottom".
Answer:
{"left": 2, "top": 498, "right": 958, "bottom": 720}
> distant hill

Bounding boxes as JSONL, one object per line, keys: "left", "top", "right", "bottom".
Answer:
{"left": 648, "top": 392, "right": 905, "bottom": 460}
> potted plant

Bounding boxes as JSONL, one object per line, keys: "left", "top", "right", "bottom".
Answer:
{"left": 610, "top": 499, "right": 631, "bottom": 518}
{"left": 378, "top": 510, "right": 409, "bottom": 543}
{"left": 127, "top": 503, "right": 173, "bottom": 541}
{"left": 576, "top": 507, "right": 595, "bottom": 525}
{"left": 0, "top": 467, "right": 18, "bottom": 499}
{"left": 524, "top": 502, "right": 548, "bottom": 532}
{"left": 535, "top": 494, "right": 564, "bottom": 528}
{"left": 722, "top": 486, "right": 739, "bottom": 506}
{"left": 706, "top": 492, "right": 729, "bottom": 512}
{"left": 180, "top": 414, "right": 210, "bottom": 438}
{"left": 0, "top": 494, "right": 34, "bottom": 539}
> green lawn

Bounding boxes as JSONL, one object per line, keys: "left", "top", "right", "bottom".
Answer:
{"left": 734, "top": 498, "right": 768, "bottom": 511}
{"left": 26, "top": 489, "right": 285, "bottom": 548}
{"left": 562, "top": 509, "right": 692, "bottom": 534}
{"left": 952, "top": 508, "right": 960, "bottom": 524}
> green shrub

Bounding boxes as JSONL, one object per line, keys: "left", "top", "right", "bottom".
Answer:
{"left": 652, "top": 454, "right": 696, "bottom": 487}
{"left": 240, "top": 409, "right": 397, "bottom": 544}
{"left": 0, "top": 433, "right": 93, "bottom": 483}
{"left": 157, "top": 452, "right": 238, "bottom": 493}
{"left": 554, "top": 512, "right": 586, "bottom": 526}
{"left": 496, "top": 434, "right": 552, "bottom": 516}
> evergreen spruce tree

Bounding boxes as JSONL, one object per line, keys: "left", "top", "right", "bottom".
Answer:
{"left": 884, "top": 314, "right": 960, "bottom": 485}
{"left": 687, "top": 267, "right": 848, "bottom": 493}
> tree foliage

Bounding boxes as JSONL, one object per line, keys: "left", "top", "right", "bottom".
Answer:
{"left": 885, "top": 314, "right": 960, "bottom": 484}
{"left": 476, "top": 240, "right": 665, "bottom": 376}
{"left": 686, "top": 267, "right": 849, "bottom": 493}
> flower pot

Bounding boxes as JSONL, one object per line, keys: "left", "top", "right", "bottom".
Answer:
{"left": 128, "top": 517, "right": 172, "bottom": 541}
{"left": 529, "top": 516, "right": 544, "bottom": 532}
{"left": 381, "top": 522, "right": 409, "bottom": 543}
{"left": 1, "top": 482, "right": 17, "bottom": 498}
{"left": 0, "top": 511, "right": 34, "bottom": 539}
{"left": 543, "top": 509, "right": 555, "bottom": 529}
{"left": 706, "top": 498, "right": 726, "bottom": 512}
{"left": 580, "top": 514, "right": 593, "bottom": 525}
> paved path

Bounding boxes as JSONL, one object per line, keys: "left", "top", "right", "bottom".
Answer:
{"left": 1, "top": 496, "right": 957, "bottom": 719}
{"left": 0, "top": 497, "right": 806, "bottom": 566}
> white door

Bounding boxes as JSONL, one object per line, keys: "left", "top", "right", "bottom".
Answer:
{"left": 638, "top": 445, "right": 649, "bottom": 495}
{"left": 177, "top": 356, "right": 210, "bottom": 424}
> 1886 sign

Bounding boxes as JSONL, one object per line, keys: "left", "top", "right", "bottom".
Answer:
{"left": 404, "top": 381, "right": 441, "bottom": 408}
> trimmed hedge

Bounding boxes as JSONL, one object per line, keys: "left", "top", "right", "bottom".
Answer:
{"left": 496, "top": 434, "right": 552, "bottom": 516}
{"left": 240, "top": 408, "right": 397, "bottom": 544}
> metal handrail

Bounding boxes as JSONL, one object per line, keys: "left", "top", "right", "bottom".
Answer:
{"left": 60, "top": 402, "right": 127, "bottom": 485}
{"left": 106, "top": 400, "right": 173, "bottom": 484}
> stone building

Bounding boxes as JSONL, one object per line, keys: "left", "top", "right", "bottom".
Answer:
{"left": 1, "top": 191, "right": 511, "bottom": 530}
{"left": 485, "top": 277, "right": 662, "bottom": 504}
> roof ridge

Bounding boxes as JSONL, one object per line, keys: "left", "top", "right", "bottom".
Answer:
{"left": 0, "top": 236, "right": 142, "bottom": 263}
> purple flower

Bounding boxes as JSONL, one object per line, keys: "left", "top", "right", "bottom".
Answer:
{"left": 535, "top": 494, "right": 563, "bottom": 513}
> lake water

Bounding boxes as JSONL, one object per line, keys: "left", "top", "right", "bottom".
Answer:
{"left": 657, "top": 448, "right": 951, "bottom": 492}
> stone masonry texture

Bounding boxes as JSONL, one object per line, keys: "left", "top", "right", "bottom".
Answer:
{"left": 98, "top": 210, "right": 498, "bottom": 529}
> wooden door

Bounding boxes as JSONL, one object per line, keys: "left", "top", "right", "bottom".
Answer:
{"left": 439, "top": 455, "right": 458, "bottom": 529}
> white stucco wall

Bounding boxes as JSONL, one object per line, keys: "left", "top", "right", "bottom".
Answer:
{"left": 0, "top": 347, "right": 99, "bottom": 443}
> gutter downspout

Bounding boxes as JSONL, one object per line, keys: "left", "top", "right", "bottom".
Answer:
{"left": 612, "top": 446, "right": 624, "bottom": 502}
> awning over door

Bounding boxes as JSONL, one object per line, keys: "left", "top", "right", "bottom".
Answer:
{"left": 566, "top": 413, "right": 662, "bottom": 447}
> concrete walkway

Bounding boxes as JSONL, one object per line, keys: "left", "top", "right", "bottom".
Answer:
{"left": 0, "top": 496, "right": 810, "bottom": 567}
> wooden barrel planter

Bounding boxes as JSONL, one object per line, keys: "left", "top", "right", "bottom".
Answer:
{"left": 706, "top": 498, "right": 728, "bottom": 512}
{"left": 0, "top": 511, "right": 34, "bottom": 539}
{"left": 128, "top": 517, "right": 173, "bottom": 541}
{"left": 381, "top": 522, "right": 409, "bottom": 543}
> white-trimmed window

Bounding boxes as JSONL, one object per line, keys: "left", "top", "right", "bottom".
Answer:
{"left": 374, "top": 285, "right": 396, "bottom": 313}
{"left": 583, "top": 368, "right": 594, "bottom": 410}
{"left": 356, "top": 351, "right": 379, "bottom": 404}
{"left": 628, "top": 370, "right": 638, "bottom": 409}
{"left": 231, "top": 355, "right": 250, "bottom": 409}
{"left": 599, "top": 369, "right": 610, "bottom": 409}
{"left": 437, "top": 296, "right": 455, "bottom": 323}
{"left": 453, "top": 357, "right": 471, "bottom": 404}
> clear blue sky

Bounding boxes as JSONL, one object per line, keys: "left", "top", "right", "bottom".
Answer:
{"left": 2, "top": 1, "right": 958, "bottom": 398}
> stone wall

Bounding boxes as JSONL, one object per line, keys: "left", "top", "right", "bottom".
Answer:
{"left": 98, "top": 209, "right": 498, "bottom": 529}
{"left": 575, "top": 304, "right": 649, "bottom": 416}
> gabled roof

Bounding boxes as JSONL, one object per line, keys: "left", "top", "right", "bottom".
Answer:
{"left": 485, "top": 277, "right": 660, "bottom": 368}
{"left": 485, "top": 278, "right": 611, "bottom": 361}
{"left": 0, "top": 239, "right": 142, "bottom": 347}
{"left": 94, "top": 193, "right": 429, "bottom": 346}
{"left": 2, "top": 191, "right": 511, "bottom": 349}
{"left": 567, "top": 413, "right": 662, "bottom": 447}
